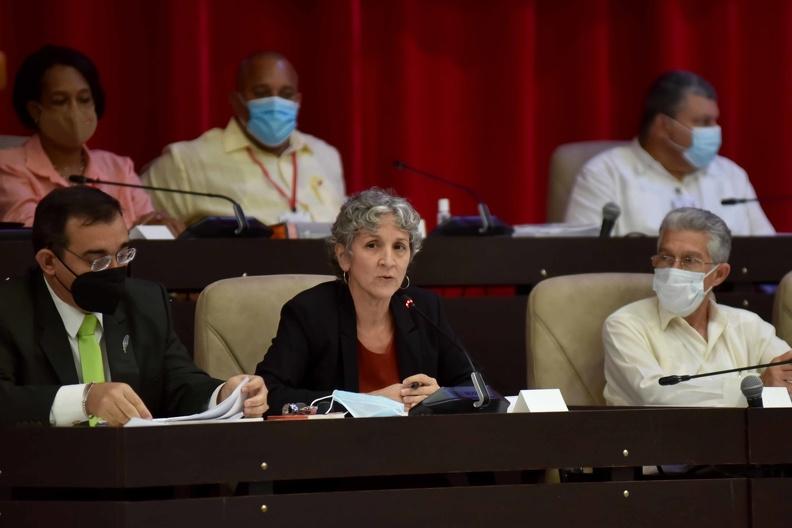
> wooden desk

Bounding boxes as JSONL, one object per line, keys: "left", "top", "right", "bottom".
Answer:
{"left": 0, "top": 408, "right": 751, "bottom": 527}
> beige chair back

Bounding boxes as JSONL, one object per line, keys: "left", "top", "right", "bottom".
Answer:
{"left": 546, "top": 140, "right": 629, "bottom": 222}
{"left": 773, "top": 270, "right": 792, "bottom": 345}
{"left": 194, "top": 274, "right": 335, "bottom": 379}
{"left": 0, "top": 135, "right": 26, "bottom": 149}
{"left": 527, "top": 273, "right": 654, "bottom": 405}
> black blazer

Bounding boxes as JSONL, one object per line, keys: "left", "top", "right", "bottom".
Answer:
{"left": 0, "top": 270, "right": 222, "bottom": 426}
{"left": 255, "top": 280, "right": 473, "bottom": 414}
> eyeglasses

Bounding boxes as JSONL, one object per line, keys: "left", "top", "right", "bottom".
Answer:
{"left": 62, "top": 246, "right": 136, "bottom": 272}
{"left": 651, "top": 253, "right": 715, "bottom": 271}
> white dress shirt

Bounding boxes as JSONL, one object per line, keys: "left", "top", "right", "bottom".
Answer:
{"left": 565, "top": 139, "right": 775, "bottom": 236}
{"left": 44, "top": 279, "right": 222, "bottom": 426}
{"left": 603, "top": 296, "right": 790, "bottom": 407}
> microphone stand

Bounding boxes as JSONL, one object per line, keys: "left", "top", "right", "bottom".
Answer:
{"left": 69, "top": 175, "right": 249, "bottom": 235}
{"left": 392, "top": 160, "right": 511, "bottom": 236}
{"left": 659, "top": 358, "right": 792, "bottom": 386}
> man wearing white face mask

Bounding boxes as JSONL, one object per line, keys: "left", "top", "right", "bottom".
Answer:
{"left": 565, "top": 71, "right": 774, "bottom": 236}
{"left": 143, "top": 51, "right": 345, "bottom": 225}
{"left": 603, "top": 208, "right": 792, "bottom": 407}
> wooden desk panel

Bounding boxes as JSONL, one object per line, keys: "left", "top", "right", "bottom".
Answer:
{"left": 0, "top": 480, "right": 750, "bottom": 528}
{"left": 0, "top": 409, "right": 746, "bottom": 488}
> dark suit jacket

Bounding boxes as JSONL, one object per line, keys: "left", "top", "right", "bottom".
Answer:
{"left": 255, "top": 280, "right": 473, "bottom": 414}
{"left": 0, "top": 270, "right": 222, "bottom": 426}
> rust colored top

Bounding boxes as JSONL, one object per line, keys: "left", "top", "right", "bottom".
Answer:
{"left": 357, "top": 338, "right": 400, "bottom": 393}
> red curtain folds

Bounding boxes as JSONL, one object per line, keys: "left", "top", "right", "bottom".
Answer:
{"left": 2, "top": 0, "right": 792, "bottom": 230}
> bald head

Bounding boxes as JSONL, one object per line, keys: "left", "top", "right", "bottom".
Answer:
{"left": 235, "top": 51, "right": 299, "bottom": 98}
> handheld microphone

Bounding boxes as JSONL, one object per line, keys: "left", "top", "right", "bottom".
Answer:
{"left": 741, "top": 375, "right": 764, "bottom": 408}
{"left": 392, "top": 160, "right": 513, "bottom": 236}
{"left": 599, "top": 202, "right": 621, "bottom": 238}
{"left": 722, "top": 196, "right": 792, "bottom": 205}
{"left": 402, "top": 295, "right": 505, "bottom": 414}
{"left": 69, "top": 175, "right": 252, "bottom": 236}
{"left": 658, "top": 357, "right": 792, "bottom": 386}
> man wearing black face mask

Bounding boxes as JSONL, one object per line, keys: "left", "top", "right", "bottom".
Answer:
{"left": 0, "top": 186, "right": 269, "bottom": 426}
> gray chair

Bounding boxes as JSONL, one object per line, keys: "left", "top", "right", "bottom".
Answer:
{"left": 546, "top": 140, "right": 629, "bottom": 222}
{"left": 773, "top": 270, "right": 792, "bottom": 345}
{"left": 527, "top": 273, "right": 654, "bottom": 405}
{"left": 194, "top": 274, "right": 336, "bottom": 379}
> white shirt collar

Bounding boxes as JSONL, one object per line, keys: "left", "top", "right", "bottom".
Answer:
{"left": 43, "top": 275, "right": 104, "bottom": 337}
{"left": 628, "top": 137, "right": 710, "bottom": 181}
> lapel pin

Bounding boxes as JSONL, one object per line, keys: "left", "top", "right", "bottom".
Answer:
{"left": 122, "top": 335, "right": 130, "bottom": 354}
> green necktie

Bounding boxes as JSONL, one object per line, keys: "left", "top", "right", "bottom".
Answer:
{"left": 78, "top": 314, "right": 104, "bottom": 426}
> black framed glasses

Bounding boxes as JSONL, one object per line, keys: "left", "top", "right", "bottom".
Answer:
{"left": 62, "top": 246, "right": 136, "bottom": 272}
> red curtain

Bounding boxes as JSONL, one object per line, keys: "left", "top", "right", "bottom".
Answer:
{"left": 2, "top": 0, "right": 792, "bottom": 230}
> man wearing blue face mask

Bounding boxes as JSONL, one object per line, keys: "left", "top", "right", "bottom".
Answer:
{"left": 143, "top": 51, "right": 345, "bottom": 225}
{"left": 565, "top": 71, "right": 774, "bottom": 236}
{"left": 603, "top": 208, "right": 792, "bottom": 407}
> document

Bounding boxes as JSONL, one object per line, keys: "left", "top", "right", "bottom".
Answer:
{"left": 511, "top": 223, "right": 599, "bottom": 237}
{"left": 125, "top": 377, "right": 252, "bottom": 427}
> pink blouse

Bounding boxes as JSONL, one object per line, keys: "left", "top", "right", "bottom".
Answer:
{"left": 0, "top": 135, "right": 153, "bottom": 228}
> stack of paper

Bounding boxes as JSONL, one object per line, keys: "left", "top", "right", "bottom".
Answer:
{"left": 125, "top": 377, "right": 253, "bottom": 427}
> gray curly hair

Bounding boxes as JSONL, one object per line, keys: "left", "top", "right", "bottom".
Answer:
{"left": 328, "top": 188, "right": 423, "bottom": 277}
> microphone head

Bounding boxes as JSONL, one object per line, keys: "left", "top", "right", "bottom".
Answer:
{"left": 740, "top": 375, "right": 763, "bottom": 399}
{"left": 602, "top": 202, "right": 621, "bottom": 221}
{"left": 392, "top": 160, "right": 406, "bottom": 170}
{"left": 68, "top": 175, "right": 89, "bottom": 184}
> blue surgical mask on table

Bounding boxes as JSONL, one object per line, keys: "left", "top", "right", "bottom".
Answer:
{"left": 327, "top": 390, "right": 406, "bottom": 418}
{"left": 246, "top": 96, "right": 299, "bottom": 147}
{"left": 653, "top": 266, "right": 718, "bottom": 317}
{"left": 671, "top": 124, "right": 722, "bottom": 170}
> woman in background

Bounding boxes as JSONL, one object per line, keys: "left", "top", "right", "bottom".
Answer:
{"left": 0, "top": 45, "right": 179, "bottom": 232}
{"left": 257, "top": 188, "right": 473, "bottom": 414}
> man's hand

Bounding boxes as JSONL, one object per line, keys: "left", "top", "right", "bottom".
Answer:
{"left": 760, "top": 350, "right": 792, "bottom": 393}
{"left": 85, "top": 382, "right": 152, "bottom": 426}
{"left": 400, "top": 373, "right": 440, "bottom": 410}
{"left": 218, "top": 375, "right": 269, "bottom": 418}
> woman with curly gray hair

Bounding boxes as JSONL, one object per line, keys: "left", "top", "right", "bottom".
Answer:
{"left": 256, "top": 188, "right": 473, "bottom": 414}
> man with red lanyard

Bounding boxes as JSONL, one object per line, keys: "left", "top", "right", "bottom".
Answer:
{"left": 143, "top": 51, "right": 346, "bottom": 226}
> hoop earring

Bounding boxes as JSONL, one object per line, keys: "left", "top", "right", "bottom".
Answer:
{"left": 400, "top": 275, "right": 410, "bottom": 290}
{"left": 343, "top": 271, "right": 348, "bottom": 284}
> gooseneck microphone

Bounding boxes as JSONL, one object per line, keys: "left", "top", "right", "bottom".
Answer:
{"left": 68, "top": 175, "right": 249, "bottom": 235}
{"left": 402, "top": 295, "right": 491, "bottom": 410}
{"left": 722, "top": 197, "right": 792, "bottom": 205}
{"left": 599, "top": 202, "right": 621, "bottom": 238}
{"left": 392, "top": 160, "right": 512, "bottom": 236}
{"left": 741, "top": 375, "right": 764, "bottom": 408}
{"left": 658, "top": 357, "right": 792, "bottom": 386}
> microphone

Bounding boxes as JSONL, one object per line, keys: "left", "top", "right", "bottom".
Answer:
{"left": 722, "top": 197, "right": 792, "bottom": 205}
{"left": 68, "top": 175, "right": 253, "bottom": 236}
{"left": 658, "top": 357, "right": 792, "bottom": 386}
{"left": 392, "top": 160, "right": 513, "bottom": 236}
{"left": 402, "top": 295, "right": 505, "bottom": 415}
{"left": 741, "top": 375, "right": 764, "bottom": 408}
{"left": 599, "top": 202, "right": 621, "bottom": 238}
